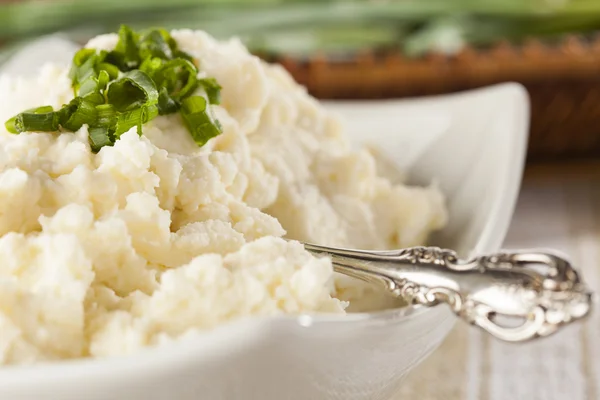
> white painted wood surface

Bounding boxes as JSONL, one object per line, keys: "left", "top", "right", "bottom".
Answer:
{"left": 395, "top": 165, "right": 600, "bottom": 400}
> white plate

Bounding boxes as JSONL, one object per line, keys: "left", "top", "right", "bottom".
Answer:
{"left": 0, "top": 37, "right": 529, "bottom": 400}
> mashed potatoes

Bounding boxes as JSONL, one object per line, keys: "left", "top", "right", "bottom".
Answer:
{"left": 0, "top": 30, "right": 446, "bottom": 364}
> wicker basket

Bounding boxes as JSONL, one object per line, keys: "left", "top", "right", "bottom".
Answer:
{"left": 265, "top": 36, "right": 600, "bottom": 162}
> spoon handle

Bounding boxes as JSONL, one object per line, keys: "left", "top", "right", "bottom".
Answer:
{"left": 302, "top": 243, "right": 593, "bottom": 342}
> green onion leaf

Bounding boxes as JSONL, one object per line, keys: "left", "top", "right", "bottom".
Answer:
{"left": 142, "top": 104, "right": 159, "bottom": 125}
{"left": 198, "top": 78, "right": 222, "bottom": 105}
{"left": 12, "top": 110, "right": 60, "bottom": 133}
{"left": 4, "top": 117, "right": 17, "bottom": 133}
{"left": 83, "top": 92, "right": 106, "bottom": 106}
{"left": 139, "top": 29, "right": 173, "bottom": 60}
{"left": 78, "top": 76, "right": 100, "bottom": 98}
{"left": 112, "top": 24, "right": 140, "bottom": 70}
{"left": 114, "top": 104, "right": 158, "bottom": 137}
{"left": 4, "top": 106, "right": 54, "bottom": 133}
{"left": 97, "top": 62, "right": 120, "bottom": 81}
{"left": 58, "top": 97, "right": 97, "bottom": 132}
{"left": 97, "top": 70, "right": 110, "bottom": 90}
{"left": 95, "top": 104, "right": 116, "bottom": 129}
{"left": 113, "top": 108, "right": 141, "bottom": 136}
{"left": 173, "top": 50, "right": 194, "bottom": 63}
{"left": 106, "top": 70, "right": 158, "bottom": 112}
{"left": 160, "top": 28, "right": 178, "bottom": 53}
{"left": 157, "top": 87, "right": 179, "bottom": 115}
{"left": 25, "top": 106, "right": 54, "bottom": 114}
{"left": 4, "top": 25, "right": 220, "bottom": 152}
{"left": 69, "top": 48, "right": 97, "bottom": 81}
{"left": 88, "top": 126, "right": 113, "bottom": 153}
{"left": 72, "top": 48, "right": 97, "bottom": 67}
{"left": 139, "top": 57, "right": 164, "bottom": 79}
{"left": 180, "top": 95, "right": 222, "bottom": 146}
{"left": 155, "top": 58, "right": 198, "bottom": 101}
{"left": 73, "top": 54, "right": 99, "bottom": 92}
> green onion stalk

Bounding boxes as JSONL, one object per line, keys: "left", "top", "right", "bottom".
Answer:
{"left": 4, "top": 25, "right": 223, "bottom": 153}
{"left": 0, "top": 0, "right": 600, "bottom": 59}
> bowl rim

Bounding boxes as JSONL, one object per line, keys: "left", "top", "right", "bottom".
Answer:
{"left": 0, "top": 82, "right": 530, "bottom": 381}
{"left": 0, "top": 305, "right": 444, "bottom": 386}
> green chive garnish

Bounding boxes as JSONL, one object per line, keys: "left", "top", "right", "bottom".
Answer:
{"left": 69, "top": 48, "right": 96, "bottom": 82}
{"left": 153, "top": 58, "right": 198, "bottom": 101}
{"left": 4, "top": 117, "right": 16, "bottom": 133}
{"left": 97, "top": 62, "right": 120, "bottom": 81}
{"left": 15, "top": 111, "right": 60, "bottom": 133}
{"left": 5, "top": 106, "right": 58, "bottom": 133}
{"left": 114, "top": 104, "right": 159, "bottom": 137}
{"left": 139, "top": 29, "right": 173, "bottom": 61}
{"left": 88, "top": 126, "right": 113, "bottom": 153}
{"left": 83, "top": 92, "right": 106, "bottom": 106}
{"left": 4, "top": 24, "right": 223, "bottom": 152}
{"left": 95, "top": 104, "right": 116, "bottom": 129}
{"left": 106, "top": 70, "right": 158, "bottom": 112}
{"left": 180, "top": 95, "right": 222, "bottom": 146}
{"left": 59, "top": 98, "right": 98, "bottom": 132}
{"left": 112, "top": 24, "right": 141, "bottom": 71}
{"left": 198, "top": 78, "right": 222, "bottom": 105}
{"left": 157, "top": 87, "right": 179, "bottom": 115}
{"left": 97, "top": 70, "right": 110, "bottom": 91}
{"left": 73, "top": 52, "right": 101, "bottom": 93}
{"left": 78, "top": 76, "right": 100, "bottom": 98}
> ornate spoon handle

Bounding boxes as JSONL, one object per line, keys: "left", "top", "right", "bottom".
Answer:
{"left": 303, "top": 243, "right": 593, "bottom": 342}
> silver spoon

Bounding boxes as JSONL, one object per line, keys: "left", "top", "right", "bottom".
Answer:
{"left": 302, "top": 243, "right": 593, "bottom": 342}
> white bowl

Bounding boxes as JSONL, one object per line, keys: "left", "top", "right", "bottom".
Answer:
{"left": 0, "top": 37, "right": 529, "bottom": 400}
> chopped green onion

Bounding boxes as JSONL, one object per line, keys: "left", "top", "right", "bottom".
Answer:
{"left": 25, "top": 106, "right": 54, "bottom": 114}
{"left": 173, "top": 50, "right": 194, "bottom": 63}
{"left": 114, "top": 108, "right": 143, "bottom": 136}
{"left": 180, "top": 95, "right": 222, "bottom": 146}
{"left": 139, "top": 29, "right": 173, "bottom": 60}
{"left": 74, "top": 59, "right": 96, "bottom": 90}
{"left": 97, "top": 62, "right": 120, "bottom": 81}
{"left": 5, "top": 105, "right": 55, "bottom": 133}
{"left": 72, "top": 48, "right": 97, "bottom": 67}
{"left": 97, "top": 70, "right": 110, "bottom": 90}
{"left": 78, "top": 76, "right": 100, "bottom": 97}
{"left": 139, "top": 56, "right": 164, "bottom": 79}
{"left": 155, "top": 58, "right": 198, "bottom": 101}
{"left": 83, "top": 92, "right": 106, "bottom": 106}
{"left": 13, "top": 110, "right": 60, "bottom": 133}
{"left": 72, "top": 52, "right": 103, "bottom": 93}
{"left": 141, "top": 104, "right": 159, "bottom": 125}
{"left": 198, "top": 78, "right": 222, "bottom": 105}
{"left": 59, "top": 98, "right": 97, "bottom": 132}
{"left": 88, "top": 126, "right": 113, "bottom": 153}
{"left": 157, "top": 87, "right": 179, "bottom": 115}
{"left": 111, "top": 24, "right": 141, "bottom": 71}
{"left": 4, "top": 117, "right": 16, "bottom": 133}
{"left": 95, "top": 104, "right": 116, "bottom": 129}
{"left": 114, "top": 104, "right": 158, "bottom": 137}
{"left": 106, "top": 70, "right": 158, "bottom": 112}
{"left": 5, "top": 25, "right": 222, "bottom": 151}
{"left": 155, "top": 28, "right": 178, "bottom": 53}
{"left": 69, "top": 48, "right": 96, "bottom": 81}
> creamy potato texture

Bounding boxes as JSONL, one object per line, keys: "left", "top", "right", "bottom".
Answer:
{"left": 0, "top": 30, "right": 446, "bottom": 364}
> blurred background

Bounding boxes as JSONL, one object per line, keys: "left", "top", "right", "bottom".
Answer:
{"left": 0, "top": 0, "right": 600, "bottom": 161}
